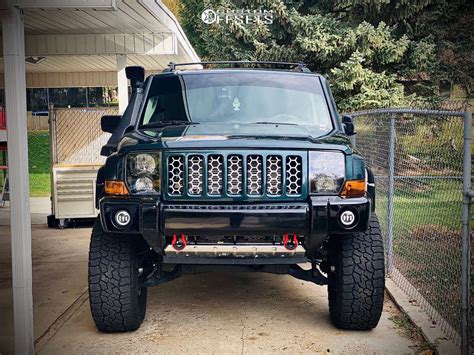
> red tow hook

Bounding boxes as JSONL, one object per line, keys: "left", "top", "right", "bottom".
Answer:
{"left": 283, "top": 233, "right": 298, "bottom": 250}
{"left": 171, "top": 233, "right": 187, "bottom": 251}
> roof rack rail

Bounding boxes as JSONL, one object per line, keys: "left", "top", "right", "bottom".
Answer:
{"left": 163, "top": 61, "right": 311, "bottom": 73}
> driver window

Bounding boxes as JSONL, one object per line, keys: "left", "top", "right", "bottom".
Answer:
{"left": 143, "top": 96, "right": 158, "bottom": 124}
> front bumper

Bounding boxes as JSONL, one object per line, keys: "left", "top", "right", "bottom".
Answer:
{"left": 100, "top": 196, "right": 371, "bottom": 261}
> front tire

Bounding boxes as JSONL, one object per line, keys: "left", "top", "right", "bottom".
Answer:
{"left": 327, "top": 214, "right": 385, "bottom": 330}
{"left": 88, "top": 218, "right": 147, "bottom": 332}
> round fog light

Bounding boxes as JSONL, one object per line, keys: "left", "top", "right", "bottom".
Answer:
{"left": 114, "top": 210, "right": 131, "bottom": 227}
{"left": 340, "top": 210, "right": 355, "bottom": 226}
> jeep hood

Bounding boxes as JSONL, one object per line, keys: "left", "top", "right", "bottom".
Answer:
{"left": 116, "top": 123, "right": 352, "bottom": 154}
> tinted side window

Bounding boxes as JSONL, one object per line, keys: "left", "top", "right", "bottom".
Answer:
{"left": 142, "top": 76, "right": 187, "bottom": 124}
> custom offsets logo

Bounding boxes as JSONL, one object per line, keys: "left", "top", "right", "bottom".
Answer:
{"left": 201, "top": 8, "right": 273, "bottom": 25}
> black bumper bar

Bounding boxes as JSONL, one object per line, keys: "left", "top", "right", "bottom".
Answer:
{"left": 162, "top": 204, "right": 308, "bottom": 236}
{"left": 100, "top": 196, "right": 371, "bottom": 256}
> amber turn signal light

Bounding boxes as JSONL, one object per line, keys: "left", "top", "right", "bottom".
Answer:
{"left": 340, "top": 179, "right": 366, "bottom": 198}
{"left": 105, "top": 180, "right": 129, "bottom": 196}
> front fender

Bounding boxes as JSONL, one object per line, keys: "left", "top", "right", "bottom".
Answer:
{"left": 365, "top": 165, "right": 376, "bottom": 212}
{"left": 95, "top": 153, "right": 124, "bottom": 207}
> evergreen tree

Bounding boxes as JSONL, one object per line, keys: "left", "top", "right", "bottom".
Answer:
{"left": 179, "top": 0, "right": 472, "bottom": 111}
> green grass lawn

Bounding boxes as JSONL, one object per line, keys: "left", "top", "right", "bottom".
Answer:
{"left": 0, "top": 131, "right": 51, "bottom": 197}
{"left": 28, "top": 131, "right": 51, "bottom": 197}
{"left": 375, "top": 179, "right": 464, "bottom": 333}
{"left": 377, "top": 179, "right": 463, "bottom": 232}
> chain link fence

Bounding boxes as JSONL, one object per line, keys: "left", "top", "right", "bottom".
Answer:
{"left": 49, "top": 107, "right": 117, "bottom": 165}
{"left": 351, "top": 108, "right": 472, "bottom": 351}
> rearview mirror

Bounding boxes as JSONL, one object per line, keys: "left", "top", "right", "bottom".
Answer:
{"left": 342, "top": 114, "right": 355, "bottom": 136}
{"left": 101, "top": 115, "right": 121, "bottom": 133}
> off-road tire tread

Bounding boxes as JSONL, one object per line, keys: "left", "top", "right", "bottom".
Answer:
{"left": 328, "top": 214, "right": 385, "bottom": 330}
{"left": 88, "top": 219, "right": 147, "bottom": 332}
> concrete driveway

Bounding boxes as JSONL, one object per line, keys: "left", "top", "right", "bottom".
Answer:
{"left": 39, "top": 272, "right": 419, "bottom": 354}
{"left": 0, "top": 202, "right": 426, "bottom": 354}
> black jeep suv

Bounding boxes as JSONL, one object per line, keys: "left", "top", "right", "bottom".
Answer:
{"left": 89, "top": 61, "right": 384, "bottom": 333}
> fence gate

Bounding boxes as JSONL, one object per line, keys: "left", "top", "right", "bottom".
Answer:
{"left": 49, "top": 106, "right": 117, "bottom": 224}
{"left": 351, "top": 108, "right": 472, "bottom": 353}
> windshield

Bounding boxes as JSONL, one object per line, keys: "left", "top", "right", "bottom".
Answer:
{"left": 140, "top": 71, "right": 333, "bottom": 134}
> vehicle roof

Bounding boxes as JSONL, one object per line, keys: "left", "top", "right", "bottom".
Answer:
{"left": 152, "top": 68, "right": 326, "bottom": 81}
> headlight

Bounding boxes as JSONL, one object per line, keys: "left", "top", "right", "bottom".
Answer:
{"left": 126, "top": 153, "right": 160, "bottom": 194}
{"left": 129, "top": 153, "right": 157, "bottom": 175}
{"left": 135, "top": 176, "right": 154, "bottom": 191}
{"left": 309, "top": 151, "right": 345, "bottom": 194}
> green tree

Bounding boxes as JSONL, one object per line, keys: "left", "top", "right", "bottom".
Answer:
{"left": 333, "top": 0, "right": 473, "bottom": 98}
{"left": 180, "top": 0, "right": 471, "bottom": 111}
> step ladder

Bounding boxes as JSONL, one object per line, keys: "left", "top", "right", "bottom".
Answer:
{"left": 0, "top": 171, "right": 10, "bottom": 207}
{"left": 0, "top": 146, "right": 8, "bottom": 208}
{"left": 0, "top": 171, "right": 8, "bottom": 207}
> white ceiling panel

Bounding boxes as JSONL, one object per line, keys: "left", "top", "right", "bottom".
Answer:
{"left": 0, "top": 0, "right": 199, "bottom": 82}
{"left": 0, "top": 53, "right": 184, "bottom": 74}
{"left": 22, "top": 1, "right": 168, "bottom": 35}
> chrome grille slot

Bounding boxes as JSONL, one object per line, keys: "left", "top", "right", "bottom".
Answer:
{"left": 188, "top": 155, "right": 203, "bottom": 195}
{"left": 247, "top": 155, "right": 263, "bottom": 195}
{"left": 286, "top": 155, "right": 302, "bottom": 195}
{"left": 266, "top": 155, "right": 282, "bottom": 195}
{"left": 168, "top": 155, "right": 184, "bottom": 195}
{"left": 227, "top": 155, "right": 243, "bottom": 194}
{"left": 207, "top": 155, "right": 223, "bottom": 195}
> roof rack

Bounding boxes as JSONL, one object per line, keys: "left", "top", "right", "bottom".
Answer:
{"left": 163, "top": 61, "right": 311, "bottom": 73}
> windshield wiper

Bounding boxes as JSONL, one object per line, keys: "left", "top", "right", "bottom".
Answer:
{"left": 254, "top": 121, "right": 298, "bottom": 125}
{"left": 140, "top": 120, "right": 199, "bottom": 129}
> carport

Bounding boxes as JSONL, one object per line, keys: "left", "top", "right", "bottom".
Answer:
{"left": 0, "top": 1, "right": 198, "bottom": 353}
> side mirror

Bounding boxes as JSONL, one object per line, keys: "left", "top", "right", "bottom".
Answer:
{"left": 126, "top": 66, "right": 145, "bottom": 94}
{"left": 342, "top": 114, "right": 355, "bottom": 136}
{"left": 101, "top": 115, "right": 121, "bottom": 133}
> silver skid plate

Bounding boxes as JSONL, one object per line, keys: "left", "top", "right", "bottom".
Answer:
{"left": 164, "top": 244, "right": 305, "bottom": 260}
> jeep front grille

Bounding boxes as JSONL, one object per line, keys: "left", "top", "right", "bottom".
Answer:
{"left": 188, "top": 155, "right": 203, "bottom": 195}
{"left": 207, "top": 155, "right": 223, "bottom": 195}
{"left": 227, "top": 155, "right": 243, "bottom": 194}
{"left": 266, "top": 155, "right": 282, "bottom": 195}
{"left": 247, "top": 155, "right": 263, "bottom": 195}
{"left": 167, "top": 152, "right": 304, "bottom": 198}
{"left": 286, "top": 156, "right": 302, "bottom": 195}
{"left": 168, "top": 156, "right": 184, "bottom": 195}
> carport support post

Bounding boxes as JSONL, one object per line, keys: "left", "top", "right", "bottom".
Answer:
{"left": 386, "top": 116, "right": 396, "bottom": 275}
{"left": 48, "top": 102, "right": 57, "bottom": 216}
{"left": 116, "top": 54, "right": 129, "bottom": 114}
{"left": 2, "top": 8, "right": 34, "bottom": 354}
{"left": 461, "top": 110, "right": 472, "bottom": 355}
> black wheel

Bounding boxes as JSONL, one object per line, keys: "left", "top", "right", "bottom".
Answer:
{"left": 58, "top": 219, "right": 67, "bottom": 229}
{"left": 47, "top": 214, "right": 57, "bottom": 228}
{"left": 327, "top": 213, "right": 385, "bottom": 330}
{"left": 88, "top": 218, "right": 147, "bottom": 332}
